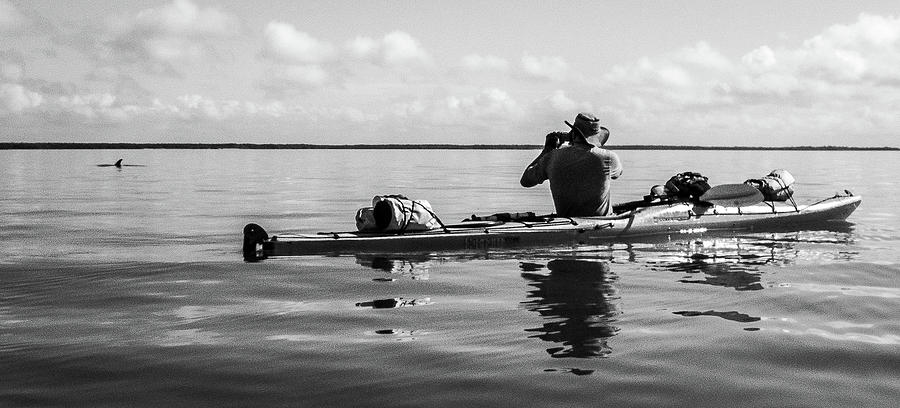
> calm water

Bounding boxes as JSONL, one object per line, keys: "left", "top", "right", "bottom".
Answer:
{"left": 1, "top": 149, "right": 898, "bottom": 407}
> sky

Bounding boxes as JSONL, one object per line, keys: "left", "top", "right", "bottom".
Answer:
{"left": 1, "top": 0, "right": 899, "bottom": 146}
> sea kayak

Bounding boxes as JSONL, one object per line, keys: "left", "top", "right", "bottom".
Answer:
{"left": 243, "top": 192, "right": 860, "bottom": 260}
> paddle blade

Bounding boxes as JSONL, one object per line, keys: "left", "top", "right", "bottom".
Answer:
{"left": 700, "top": 184, "right": 764, "bottom": 207}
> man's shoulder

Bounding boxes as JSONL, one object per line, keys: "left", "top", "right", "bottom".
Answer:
{"left": 588, "top": 146, "right": 619, "bottom": 158}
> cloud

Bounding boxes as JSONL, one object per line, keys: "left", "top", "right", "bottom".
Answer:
{"left": 56, "top": 93, "right": 136, "bottom": 122}
{"left": 672, "top": 41, "right": 733, "bottom": 71}
{"left": 522, "top": 55, "right": 569, "bottom": 81}
{"left": 383, "top": 31, "right": 431, "bottom": 65}
{"left": 604, "top": 42, "right": 734, "bottom": 92}
{"left": 259, "top": 21, "right": 336, "bottom": 90}
{"left": 345, "top": 31, "right": 431, "bottom": 67}
{"left": 521, "top": 54, "right": 569, "bottom": 81}
{"left": 607, "top": 14, "right": 900, "bottom": 103}
{"left": 381, "top": 87, "right": 524, "bottom": 132}
{"left": 262, "top": 21, "right": 335, "bottom": 64}
{"left": 0, "top": 83, "right": 43, "bottom": 113}
{"left": 98, "top": 0, "right": 239, "bottom": 72}
{"left": 797, "top": 13, "right": 900, "bottom": 84}
{"left": 741, "top": 45, "right": 777, "bottom": 71}
{"left": 3, "top": 4, "right": 898, "bottom": 146}
{"left": 345, "top": 36, "right": 378, "bottom": 59}
{"left": 591, "top": 14, "right": 900, "bottom": 145}
{"left": 460, "top": 54, "right": 509, "bottom": 72}
{"left": 165, "top": 94, "right": 305, "bottom": 121}
{"left": 450, "top": 88, "right": 521, "bottom": 118}
{"left": 731, "top": 13, "right": 900, "bottom": 102}
{"left": 544, "top": 90, "right": 589, "bottom": 112}
{"left": 133, "top": 0, "right": 235, "bottom": 36}
{"left": 260, "top": 28, "right": 436, "bottom": 93}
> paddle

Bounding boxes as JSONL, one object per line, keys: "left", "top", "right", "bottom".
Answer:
{"left": 700, "top": 183, "right": 764, "bottom": 207}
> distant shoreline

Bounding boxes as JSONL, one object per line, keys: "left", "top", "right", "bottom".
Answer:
{"left": 0, "top": 142, "right": 897, "bottom": 151}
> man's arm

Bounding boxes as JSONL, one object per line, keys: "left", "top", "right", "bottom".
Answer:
{"left": 520, "top": 154, "right": 548, "bottom": 187}
{"left": 520, "top": 133, "right": 562, "bottom": 187}
{"left": 606, "top": 151, "right": 623, "bottom": 180}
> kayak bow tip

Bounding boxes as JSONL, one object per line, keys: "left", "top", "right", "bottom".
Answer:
{"left": 243, "top": 223, "right": 269, "bottom": 262}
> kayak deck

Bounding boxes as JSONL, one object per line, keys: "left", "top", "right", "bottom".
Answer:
{"left": 243, "top": 193, "right": 861, "bottom": 260}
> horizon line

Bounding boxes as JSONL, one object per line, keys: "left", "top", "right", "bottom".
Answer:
{"left": 0, "top": 142, "right": 897, "bottom": 151}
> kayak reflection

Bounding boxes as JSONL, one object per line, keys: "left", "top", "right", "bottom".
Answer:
{"left": 521, "top": 259, "right": 620, "bottom": 358}
{"left": 355, "top": 254, "right": 433, "bottom": 280}
{"left": 646, "top": 227, "right": 858, "bottom": 291}
{"left": 652, "top": 253, "right": 767, "bottom": 291}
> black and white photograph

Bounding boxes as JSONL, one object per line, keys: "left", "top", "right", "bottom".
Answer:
{"left": 1, "top": 1, "right": 898, "bottom": 407}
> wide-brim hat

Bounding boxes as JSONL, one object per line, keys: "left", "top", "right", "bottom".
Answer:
{"left": 565, "top": 112, "right": 609, "bottom": 146}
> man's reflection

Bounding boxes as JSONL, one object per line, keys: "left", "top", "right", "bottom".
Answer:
{"left": 521, "top": 259, "right": 619, "bottom": 358}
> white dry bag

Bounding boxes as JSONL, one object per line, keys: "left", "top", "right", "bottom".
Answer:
{"left": 356, "top": 195, "right": 441, "bottom": 232}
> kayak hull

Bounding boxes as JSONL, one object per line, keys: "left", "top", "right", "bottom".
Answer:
{"left": 244, "top": 193, "right": 861, "bottom": 260}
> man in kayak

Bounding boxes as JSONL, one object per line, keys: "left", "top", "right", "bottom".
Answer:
{"left": 520, "top": 112, "right": 623, "bottom": 216}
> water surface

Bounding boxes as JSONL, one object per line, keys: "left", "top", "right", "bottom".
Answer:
{"left": 1, "top": 149, "right": 898, "bottom": 407}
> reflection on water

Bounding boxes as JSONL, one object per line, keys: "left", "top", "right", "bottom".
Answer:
{"left": 658, "top": 256, "right": 766, "bottom": 291}
{"left": 645, "top": 228, "right": 859, "bottom": 291}
{"left": 355, "top": 255, "right": 433, "bottom": 280}
{"left": 355, "top": 297, "right": 432, "bottom": 309}
{"left": 349, "top": 226, "right": 862, "bottom": 356}
{"left": 521, "top": 259, "right": 620, "bottom": 358}
{"left": 673, "top": 310, "right": 761, "bottom": 323}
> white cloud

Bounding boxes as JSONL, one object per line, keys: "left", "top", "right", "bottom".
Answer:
{"left": 603, "top": 13, "right": 900, "bottom": 115}
{"left": 382, "top": 31, "right": 431, "bottom": 66}
{"left": 3, "top": 3, "right": 898, "bottom": 146}
{"left": 812, "top": 13, "right": 900, "bottom": 50}
{"left": 797, "top": 13, "right": 900, "bottom": 84}
{"left": 263, "top": 21, "right": 335, "bottom": 64}
{"left": 604, "top": 42, "right": 733, "bottom": 92}
{"left": 382, "top": 87, "right": 524, "bottom": 130}
{"left": 521, "top": 54, "right": 569, "bottom": 81}
{"left": 733, "top": 72, "right": 801, "bottom": 98}
{"left": 345, "top": 36, "right": 379, "bottom": 59}
{"left": 732, "top": 13, "right": 900, "bottom": 101}
{"left": 258, "top": 21, "right": 337, "bottom": 92}
{"left": 346, "top": 31, "right": 431, "bottom": 66}
{"left": 170, "top": 94, "right": 306, "bottom": 120}
{"left": 605, "top": 56, "right": 695, "bottom": 90}
{"left": 432, "top": 88, "right": 523, "bottom": 122}
{"left": 593, "top": 16, "right": 900, "bottom": 145}
{"left": 133, "top": 0, "right": 235, "bottom": 37}
{"left": 460, "top": 54, "right": 509, "bottom": 72}
{"left": 59, "top": 93, "right": 105, "bottom": 116}
{"left": 261, "top": 28, "right": 434, "bottom": 92}
{"left": 99, "top": 0, "right": 239, "bottom": 70}
{"left": 672, "top": 41, "right": 733, "bottom": 71}
{"left": 741, "top": 46, "right": 777, "bottom": 71}
{"left": 544, "top": 90, "right": 589, "bottom": 112}
{"left": 177, "top": 94, "right": 222, "bottom": 119}
{"left": 0, "top": 83, "right": 43, "bottom": 112}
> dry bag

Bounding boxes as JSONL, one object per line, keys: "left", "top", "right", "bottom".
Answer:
{"left": 744, "top": 169, "right": 795, "bottom": 201}
{"left": 664, "top": 172, "right": 711, "bottom": 200}
{"left": 356, "top": 195, "right": 441, "bottom": 232}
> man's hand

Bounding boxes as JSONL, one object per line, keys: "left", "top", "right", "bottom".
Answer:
{"left": 543, "top": 131, "right": 568, "bottom": 152}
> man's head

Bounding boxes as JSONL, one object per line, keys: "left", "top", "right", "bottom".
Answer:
{"left": 565, "top": 112, "right": 610, "bottom": 146}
